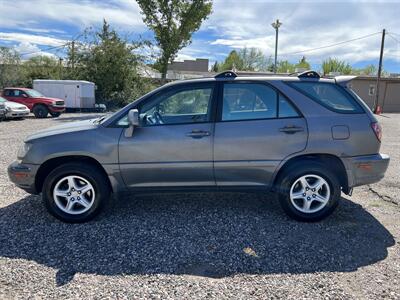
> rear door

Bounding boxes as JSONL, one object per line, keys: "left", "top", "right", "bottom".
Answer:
{"left": 214, "top": 81, "right": 308, "bottom": 187}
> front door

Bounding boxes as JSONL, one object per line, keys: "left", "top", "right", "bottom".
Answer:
{"left": 118, "top": 83, "right": 217, "bottom": 188}
{"left": 214, "top": 82, "right": 308, "bottom": 187}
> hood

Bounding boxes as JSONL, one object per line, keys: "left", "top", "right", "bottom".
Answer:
{"left": 4, "top": 101, "right": 28, "bottom": 109}
{"left": 25, "top": 119, "right": 99, "bottom": 142}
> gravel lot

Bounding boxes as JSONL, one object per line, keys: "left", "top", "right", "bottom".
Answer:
{"left": 0, "top": 113, "right": 399, "bottom": 299}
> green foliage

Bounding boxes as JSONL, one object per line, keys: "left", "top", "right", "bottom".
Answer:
{"left": 321, "top": 57, "right": 353, "bottom": 75}
{"left": 136, "top": 0, "right": 213, "bottom": 80}
{"left": 295, "top": 56, "right": 311, "bottom": 70}
{"left": 66, "top": 20, "right": 155, "bottom": 108}
{"left": 352, "top": 64, "right": 377, "bottom": 75}
{"left": 216, "top": 48, "right": 272, "bottom": 72}
{"left": 0, "top": 47, "right": 23, "bottom": 89}
{"left": 239, "top": 48, "right": 271, "bottom": 71}
{"left": 22, "top": 56, "right": 63, "bottom": 87}
{"left": 276, "top": 60, "right": 295, "bottom": 73}
{"left": 218, "top": 50, "right": 242, "bottom": 71}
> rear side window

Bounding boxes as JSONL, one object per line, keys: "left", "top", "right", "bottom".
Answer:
{"left": 288, "top": 82, "right": 363, "bottom": 113}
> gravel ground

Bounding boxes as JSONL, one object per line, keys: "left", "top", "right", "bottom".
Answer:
{"left": 0, "top": 113, "right": 399, "bottom": 299}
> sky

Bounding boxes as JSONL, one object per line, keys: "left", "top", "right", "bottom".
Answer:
{"left": 0, "top": 0, "right": 400, "bottom": 73}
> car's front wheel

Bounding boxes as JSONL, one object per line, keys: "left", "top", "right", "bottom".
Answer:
{"left": 42, "top": 163, "right": 110, "bottom": 223}
{"left": 33, "top": 105, "right": 49, "bottom": 118}
{"left": 276, "top": 162, "right": 340, "bottom": 222}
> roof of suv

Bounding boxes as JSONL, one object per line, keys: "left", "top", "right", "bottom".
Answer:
{"left": 164, "top": 70, "right": 343, "bottom": 87}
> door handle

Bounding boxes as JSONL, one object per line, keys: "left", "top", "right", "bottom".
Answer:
{"left": 279, "top": 125, "right": 304, "bottom": 134}
{"left": 186, "top": 130, "right": 210, "bottom": 138}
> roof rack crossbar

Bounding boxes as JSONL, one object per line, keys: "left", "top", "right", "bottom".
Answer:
{"left": 215, "top": 70, "right": 237, "bottom": 79}
{"left": 297, "top": 70, "right": 320, "bottom": 79}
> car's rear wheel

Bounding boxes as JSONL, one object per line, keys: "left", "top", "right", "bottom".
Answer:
{"left": 33, "top": 105, "right": 49, "bottom": 118}
{"left": 50, "top": 112, "right": 61, "bottom": 118}
{"left": 42, "top": 163, "right": 110, "bottom": 223}
{"left": 276, "top": 162, "right": 340, "bottom": 222}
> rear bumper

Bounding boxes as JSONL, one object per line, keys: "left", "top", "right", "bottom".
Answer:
{"left": 343, "top": 153, "right": 390, "bottom": 187}
{"left": 8, "top": 161, "right": 39, "bottom": 194}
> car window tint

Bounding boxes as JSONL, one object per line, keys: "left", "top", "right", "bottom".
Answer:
{"left": 289, "top": 82, "right": 363, "bottom": 113}
{"left": 140, "top": 87, "right": 213, "bottom": 126}
{"left": 279, "top": 94, "right": 299, "bottom": 118}
{"left": 222, "top": 83, "right": 277, "bottom": 121}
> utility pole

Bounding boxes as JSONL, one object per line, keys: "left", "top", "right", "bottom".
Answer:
{"left": 71, "top": 40, "right": 75, "bottom": 71}
{"left": 374, "top": 29, "right": 385, "bottom": 113}
{"left": 271, "top": 19, "right": 282, "bottom": 74}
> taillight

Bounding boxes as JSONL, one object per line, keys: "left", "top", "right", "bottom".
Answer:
{"left": 371, "top": 122, "right": 382, "bottom": 142}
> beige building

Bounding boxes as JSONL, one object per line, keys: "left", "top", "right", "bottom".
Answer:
{"left": 350, "top": 76, "right": 400, "bottom": 113}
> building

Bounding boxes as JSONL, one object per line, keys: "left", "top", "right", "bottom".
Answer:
{"left": 168, "top": 59, "right": 209, "bottom": 72}
{"left": 350, "top": 76, "right": 400, "bottom": 113}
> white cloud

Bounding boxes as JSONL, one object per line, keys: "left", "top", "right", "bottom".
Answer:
{"left": 0, "top": 32, "right": 66, "bottom": 47}
{"left": 0, "top": 0, "right": 145, "bottom": 31}
{"left": 14, "top": 42, "right": 57, "bottom": 58}
{"left": 205, "top": 0, "right": 400, "bottom": 64}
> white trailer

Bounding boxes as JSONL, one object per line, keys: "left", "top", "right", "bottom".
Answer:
{"left": 33, "top": 80, "right": 96, "bottom": 110}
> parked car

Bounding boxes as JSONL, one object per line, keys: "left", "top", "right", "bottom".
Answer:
{"left": 2, "top": 88, "right": 65, "bottom": 118}
{"left": 0, "top": 99, "right": 5, "bottom": 120}
{"left": 0, "top": 96, "right": 30, "bottom": 119}
{"left": 8, "top": 71, "right": 389, "bottom": 223}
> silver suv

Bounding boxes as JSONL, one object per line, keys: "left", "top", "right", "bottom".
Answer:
{"left": 8, "top": 71, "right": 390, "bottom": 223}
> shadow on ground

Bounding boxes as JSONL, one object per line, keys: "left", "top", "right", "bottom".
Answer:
{"left": 0, "top": 193, "right": 394, "bottom": 285}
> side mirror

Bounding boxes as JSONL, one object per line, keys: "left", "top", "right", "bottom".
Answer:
{"left": 124, "top": 109, "right": 139, "bottom": 138}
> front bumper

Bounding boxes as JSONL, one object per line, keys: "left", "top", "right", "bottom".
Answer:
{"left": 343, "top": 153, "right": 390, "bottom": 188}
{"left": 8, "top": 161, "right": 39, "bottom": 194}
{"left": 6, "top": 109, "right": 30, "bottom": 118}
{"left": 49, "top": 105, "right": 66, "bottom": 113}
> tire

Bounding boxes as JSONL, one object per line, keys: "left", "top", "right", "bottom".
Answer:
{"left": 42, "top": 163, "right": 111, "bottom": 223}
{"left": 33, "top": 105, "right": 49, "bottom": 118}
{"left": 276, "top": 161, "right": 340, "bottom": 222}
{"left": 50, "top": 112, "right": 61, "bottom": 118}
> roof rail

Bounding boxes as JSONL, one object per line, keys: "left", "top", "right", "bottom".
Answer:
{"left": 215, "top": 70, "right": 238, "bottom": 79}
{"left": 297, "top": 70, "right": 320, "bottom": 79}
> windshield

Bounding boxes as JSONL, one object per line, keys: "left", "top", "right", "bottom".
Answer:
{"left": 26, "top": 89, "right": 44, "bottom": 97}
{"left": 0, "top": 96, "right": 6, "bottom": 103}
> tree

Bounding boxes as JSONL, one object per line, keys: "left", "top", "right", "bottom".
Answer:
{"left": 67, "top": 20, "right": 154, "bottom": 107}
{"left": 276, "top": 60, "right": 295, "bottom": 73}
{"left": 321, "top": 57, "right": 352, "bottom": 75}
{"left": 136, "top": 0, "right": 213, "bottom": 81}
{"left": 22, "top": 56, "right": 62, "bottom": 86}
{"left": 218, "top": 50, "right": 243, "bottom": 71}
{"left": 211, "top": 61, "right": 219, "bottom": 72}
{"left": 0, "top": 47, "right": 23, "bottom": 89}
{"left": 295, "top": 56, "right": 310, "bottom": 70}
{"left": 352, "top": 64, "right": 377, "bottom": 76}
{"left": 238, "top": 47, "right": 271, "bottom": 71}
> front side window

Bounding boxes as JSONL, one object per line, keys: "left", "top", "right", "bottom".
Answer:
{"left": 222, "top": 83, "right": 278, "bottom": 121}
{"left": 288, "top": 82, "right": 363, "bottom": 113}
{"left": 139, "top": 86, "right": 213, "bottom": 126}
{"left": 25, "top": 89, "right": 43, "bottom": 97}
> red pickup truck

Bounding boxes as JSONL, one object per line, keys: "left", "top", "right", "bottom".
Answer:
{"left": 2, "top": 87, "right": 66, "bottom": 118}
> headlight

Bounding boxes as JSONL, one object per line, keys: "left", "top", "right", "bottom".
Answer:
{"left": 17, "top": 143, "right": 32, "bottom": 159}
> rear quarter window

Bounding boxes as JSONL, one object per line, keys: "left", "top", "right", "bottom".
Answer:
{"left": 288, "top": 82, "right": 364, "bottom": 114}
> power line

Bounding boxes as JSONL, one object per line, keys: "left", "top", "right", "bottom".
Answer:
{"left": 19, "top": 43, "right": 68, "bottom": 57}
{"left": 387, "top": 33, "right": 400, "bottom": 44}
{"left": 279, "top": 32, "right": 381, "bottom": 56}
